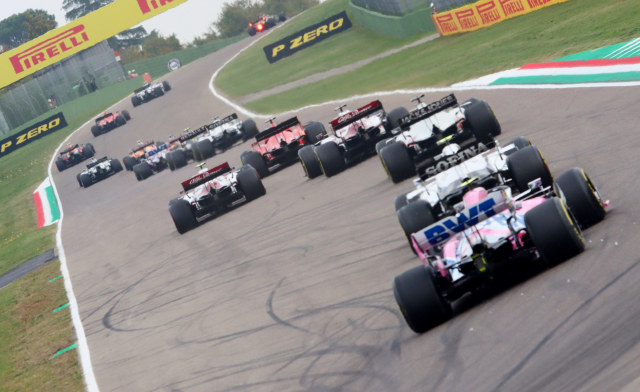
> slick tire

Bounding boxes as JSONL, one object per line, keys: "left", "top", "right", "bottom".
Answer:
{"left": 314, "top": 142, "right": 346, "bottom": 177}
{"left": 386, "top": 106, "right": 409, "bottom": 131}
{"left": 298, "top": 145, "right": 322, "bottom": 179}
{"left": 507, "top": 145, "right": 553, "bottom": 192}
{"left": 554, "top": 167, "right": 606, "bottom": 229}
{"left": 397, "top": 200, "right": 436, "bottom": 252}
{"left": 379, "top": 141, "right": 415, "bottom": 183}
{"left": 237, "top": 165, "right": 266, "bottom": 201}
{"left": 240, "top": 151, "right": 269, "bottom": 178}
{"left": 242, "top": 118, "right": 259, "bottom": 140}
{"left": 133, "top": 162, "right": 153, "bottom": 181}
{"left": 169, "top": 199, "right": 197, "bottom": 234}
{"left": 123, "top": 156, "right": 138, "bottom": 171}
{"left": 303, "top": 121, "right": 327, "bottom": 144}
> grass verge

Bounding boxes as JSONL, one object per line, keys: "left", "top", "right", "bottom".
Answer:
{"left": 215, "top": 0, "right": 432, "bottom": 99}
{"left": 0, "top": 260, "right": 83, "bottom": 392}
{"left": 220, "top": 0, "right": 640, "bottom": 113}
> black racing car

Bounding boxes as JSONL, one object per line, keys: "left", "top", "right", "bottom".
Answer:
{"left": 55, "top": 143, "right": 95, "bottom": 171}
{"left": 76, "top": 157, "right": 123, "bottom": 187}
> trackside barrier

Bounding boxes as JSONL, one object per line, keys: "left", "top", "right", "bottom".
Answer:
{"left": 348, "top": 1, "right": 436, "bottom": 38}
{"left": 432, "top": 0, "right": 571, "bottom": 36}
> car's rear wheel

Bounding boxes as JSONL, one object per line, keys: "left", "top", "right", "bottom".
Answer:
{"left": 315, "top": 142, "right": 346, "bottom": 177}
{"left": 303, "top": 121, "right": 327, "bottom": 144}
{"left": 505, "top": 136, "right": 531, "bottom": 155}
{"left": 237, "top": 166, "right": 266, "bottom": 201}
{"left": 386, "top": 106, "right": 409, "bottom": 131}
{"left": 555, "top": 167, "right": 606, "bottom": 229}
{"left": 171, "top": 149, "right": 188, "bottom": 169}
{"left": 397, "top": 200, "right": 436, "bottom": 252}
{"left": 162, "top": 81, "right": 171, "bottom": 91}
{"left": 507, "top": 145, "right": 553, "bottom": 192}
{"left": 379, "top": 141, "right": 415, "bottom": 183}
{"left": 393, "top": 265, "right": 452, "bottom": 334}
{"left": 394, "top": 192, "right": 409, "bottom": 211}
{"left": 91, "top": 125, "right": 101, "bottom": 137}
{"left": 132, "top": 96, "right": 141, "bottom": 107}
{"left": 298, "top": 145, "right": 322, "bottom": 179}
{"left": 123, "top": 156, "right": 138, "bottom": 171}
{"left": 240, "top": 151, "right": 269, "bottom": 178}
{"left": 465, "top": 100, "right": 501, "bottom": 143}
{"left": 525, "top": 197, "right": 585, "bottom": 267}
{"left": 196, "top": 139, "right": 215, "bottom": 159}
{"left": 116, "top": 114, "right": 126, "bottom": 126}
{"left": 242, "top": 118, "right": 259, "bottom": 140}
{"left": 169, "top": 199, "right": 197, "bottom": 234}
{"left": 133, "top": 162, "right": 153, "bottom": 181}
{"left": 79, "top": 173, "right": 92, "bottom": 187}
{"left": 248, "top": 26, "right": 256, "bottom": 36}
{"left": 84, "top": 143, "right": 95, "bottom": 158}
{"left": 122, "top": 110, "right": 131, "bottom": 121}
{"left": 111, "top": 159, "right": 123, "bottom": 173}
{"left": 278, "top": 12, "right": 286, "bottom": 21}
{"left": 55, "top": 158, "right": 66, "bottom": 172}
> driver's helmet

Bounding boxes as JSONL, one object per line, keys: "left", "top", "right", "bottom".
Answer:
{"left": 463, "top": 187, "right": 488, "bottom": 208}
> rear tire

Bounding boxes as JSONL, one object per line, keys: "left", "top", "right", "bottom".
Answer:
{"left": 123, "top": 156, "right": 138, "bottom": 171}
{"left": 79, "top": 173, "right": 92, "bottom": 187}
{"left": 171, "top": 149, "right": 188, "bottom": 169}
{"left": 315, "top": 142, "right": 346, "bottom": 177}
{"left": 379, "top": 141, "right": 415, "bottom": 183}
{"left": 55, "top": 158, "right": 66, "bottom": 172}
{"left": 162, "top": 81, "right": 171, "bottom": 91}
{"left": 386, "top": 107, "right": 409, "bottom": 131}
{"left": 169, "top": 199, "right": 197, "bottom": 234}
{"left": 397, "top": 200, "right": 436, "bottom": 251}
{"left": 298, "top": 145, "right": 322, "bottom": 179}
{"left": 242, "top": 118, "right": 259, "bottom": 140}
{"left": 303, "top": 121, "right": 327, "bottom": 144}
{"left": 393, "top": 265, "right": 452, "bottom": 334}
{"left": 507, "top": 145, "right": 553, "bottom": 192}
{"left": 464, "top": 100, "right": 501, "bottom": 143}
{"left": 248, "top": 27, "right": 256, "bottom": 36}
{"left": 237, "top": 166, "right": 266, "bottom": 201}
{"left": 116, "top": 114, "right": 126, "bottom": 126}
{"left": 196, "top": 139, "right": 215, "bottom": 160}
{"left": 132, "top": 96, "right": 141, "bottom": 107}
{"left": 525, "top": 197, "right": 585, "bottom": 267}
{"left": 394, "top": 193, "right": 409, "bottom": 211}
{"left": 240, "top": 151, "right": 269, "bottom": 178}
{"left": 111, "top": 159, "right": 123, "bottom": 173}
{"left": 122, "top": 110, "right": 131, "bottom": 121}
{"left": 554, "top": 168, "right": 606, "bottom": 228}
{"left": 133, "top": 162, "right": 153, "bottom": 181}
{"left": 91, "top": 125, "right": 101, "bottom": 137}
{"left": 84, "top": 143, "right": 95, "bottom": 158}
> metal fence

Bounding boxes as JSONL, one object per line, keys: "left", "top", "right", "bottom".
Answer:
{"left": 0, "top": 40, "right": 126, "bottom": 135}
{"left": 351, "top": 0, "right": 473, "bottom": 15}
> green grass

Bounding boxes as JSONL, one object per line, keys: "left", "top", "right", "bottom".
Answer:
{"left": 215, "top": 0, "right": 432, "bottom": 99}
{"left": 219, "top": 0, "right": 640, "bottom": 113}
{"left": 0, "top": 260, "right": 83, "bottom": 392}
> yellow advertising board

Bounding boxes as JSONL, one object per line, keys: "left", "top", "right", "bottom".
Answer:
{"left": 0, "top": 0, "right": 189, "bottom": 88}
{"left": 432, "top": 0, "right": 569, "bottom": 36}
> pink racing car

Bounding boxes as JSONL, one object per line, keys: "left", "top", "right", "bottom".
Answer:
{"left": 393, "top": 145, "right": 607, "bottom": 334}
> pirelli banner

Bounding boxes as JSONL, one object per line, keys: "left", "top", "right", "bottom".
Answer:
{"left": 264, "top": 11, "right": 352, "bottom": 63}
{"left": 0, "top": 113, "right": 67, "bottom": 159}
{"left": 432, "top": 0, "right": 570, "bottom": 36}
{"left": 0, "top": 0, "right": 188, "bottom": 88}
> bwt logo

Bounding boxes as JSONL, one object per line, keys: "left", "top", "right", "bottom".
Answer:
{"left": 137, "top": 0, "right": 176, "bottom": 14}
{"left": 9, "top": 25, "right": 89, "bottom": 74}
{"left": 423, "top": 197, "right": 498, "bottom": 246}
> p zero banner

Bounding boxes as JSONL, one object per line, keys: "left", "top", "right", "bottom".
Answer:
{"left": 0, "top": 0, "right": 189, "bottom": 88}
{"left": 0, "top": 113, "right": 68, "bottom": 159}
{"left": 432, "top": 0, "right": 570, "bottom": 36}
{"left": 263, "top": 11, "right": 352, "bottom": 64}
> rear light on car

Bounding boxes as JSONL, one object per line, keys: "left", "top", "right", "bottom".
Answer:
{"left": 298, "top": 138, "right": 306, "bottom": 145}
{"left": 249, "top": 22, "right": 253, "bottom": 27}
{"left": 257, "top": 24, "right": 264, "bottom": 31}
{"left": 264, "top": 153, "right": 273, "bottom": 160}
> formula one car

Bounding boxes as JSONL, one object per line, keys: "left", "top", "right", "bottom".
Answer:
{"left": 55, "top": 143, "right": 95, "bottom": 171}
{"left": 247, "top": 12, "right": 286, "bottom": 36}
{"left": 131, "top": 141, "right": 184, "bottom": 181}
{"left": 297, "top": 100, "right": 393, "bottom": 178}
{"left": 168, "top": 162, "right": 266, "bottom": 234}
{"left": 131, "top": 80, "right": 171, "bottom": 107}
{"left": 122, "top": 140, "right": 159, "bottom": 171}
{"left": 392, "top": 144, "right": 607, "bottom": 333}
{"left": 182, "top": 114, "right": 259, "bottom": 160}
{"left": 91, "top": 111, "right": 131, "bottom": 137}
{"left": 376, "top": 94, "right": 501, "bottom": 183}
{"left": 76, "top": 157, "right": 123, "bottom": 187}
{"left": 240, "top": 117, "right": 326, "bottom": 178}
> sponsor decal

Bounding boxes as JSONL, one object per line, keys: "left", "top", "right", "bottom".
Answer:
{"left": 455, "top": 8, "right": 480, "bottom": 30}
{"left": 423, "top": 197, "right": 499, "bottom": 246}
{"left": 423, "top": 142, "right": 490, "bottom": 177}
{"left": 263, "top": 11, "right": 352, "bottom": 63}
{"left": 499, "top": 0, "right": 526, "bottom": 17}
{"left": 10, "top": 25, "right": 89, "bottom": 74}
{"left": 137, "top": 0, "right": 177, "bottom": 14}
{"left": 476, "top": 1, "right": 502, "bottom": 25}
{"left": 398, "top": 94, "right": 458, "bottom": 128}
{"left": 527, "top": 0, "right": 554, "bottom": 8}
{"left": 330, "top": 100, "right": 382, "bottom": 128}
{"left": 0, "top": 113, "right": 68, "bottom": 159}
{"left": 182, "top": 162, "right": 231, "bottom": 191}
{"left": 435, "top": 13, "right": 460, "bottom": 34}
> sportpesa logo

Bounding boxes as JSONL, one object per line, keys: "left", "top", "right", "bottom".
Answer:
{"left": 263, "top": 11, "right": 352, "bottom": 64}
{"left": 9, "top": 25, "right": 89, "bottom": 74}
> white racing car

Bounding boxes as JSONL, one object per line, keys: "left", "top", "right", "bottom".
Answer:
{"left": 168, "top": 162, "right": 266, "bottom": 234}
{"left": 376, "top": 93, "right": 501, "bottom": 183}
{"left": 131, "top": 80, "right": 171, "bottom": 107}
{"left": 76, "top": 157, "right": 123, "bottom": 188}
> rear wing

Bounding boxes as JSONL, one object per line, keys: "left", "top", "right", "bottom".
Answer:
{"left": 411, "top": 188, "right": 509, "bottom": 251}
{"left": 133, "top": 84, "right": 150, "bottom": 93}
{"left": 178, "top": 127, "right": 208, "bottom": 143}
{"left": 329, "top": 100, "right": 383, "bottom": 130}
{"left": 255, "top": 117, "right": 300, "bottom": 142}
{"left": 207, "top": 113, "right": 238, "bottom": 130}
{"left": 131, "top": 141, "right": 155, "bottom": 153}
{"left": 397, "top": 94, "right": 458, "bottom": 129}
{"left": 181, "top": 162, "right": 231, "bottom": 192}
{"left": 95, "top": 113, "right": 114, "bottom": 122}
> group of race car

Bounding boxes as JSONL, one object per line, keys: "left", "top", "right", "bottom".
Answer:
{"left": 59, "top": 87, "right": 608, "bottom": 334}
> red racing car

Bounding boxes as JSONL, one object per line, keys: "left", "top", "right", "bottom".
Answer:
{"left": 91, "top": 110, "right": 131, "bottom": 137}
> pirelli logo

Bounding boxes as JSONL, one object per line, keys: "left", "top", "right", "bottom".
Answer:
{"left": 0, "top": 113, "right": 68, "bottom": 159}
{"left": 263, "top": 11, "right": 352, "bottom": 64}
{"left": 137, "top": 0, "right": 177, "bottom": 14}
{"left": 9, "top": 25, "right": 89, "bottom": 74}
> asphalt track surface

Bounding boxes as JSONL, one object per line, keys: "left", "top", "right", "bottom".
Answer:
{"left": 52, "top": 35, "right": 640, "bottom": 392}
